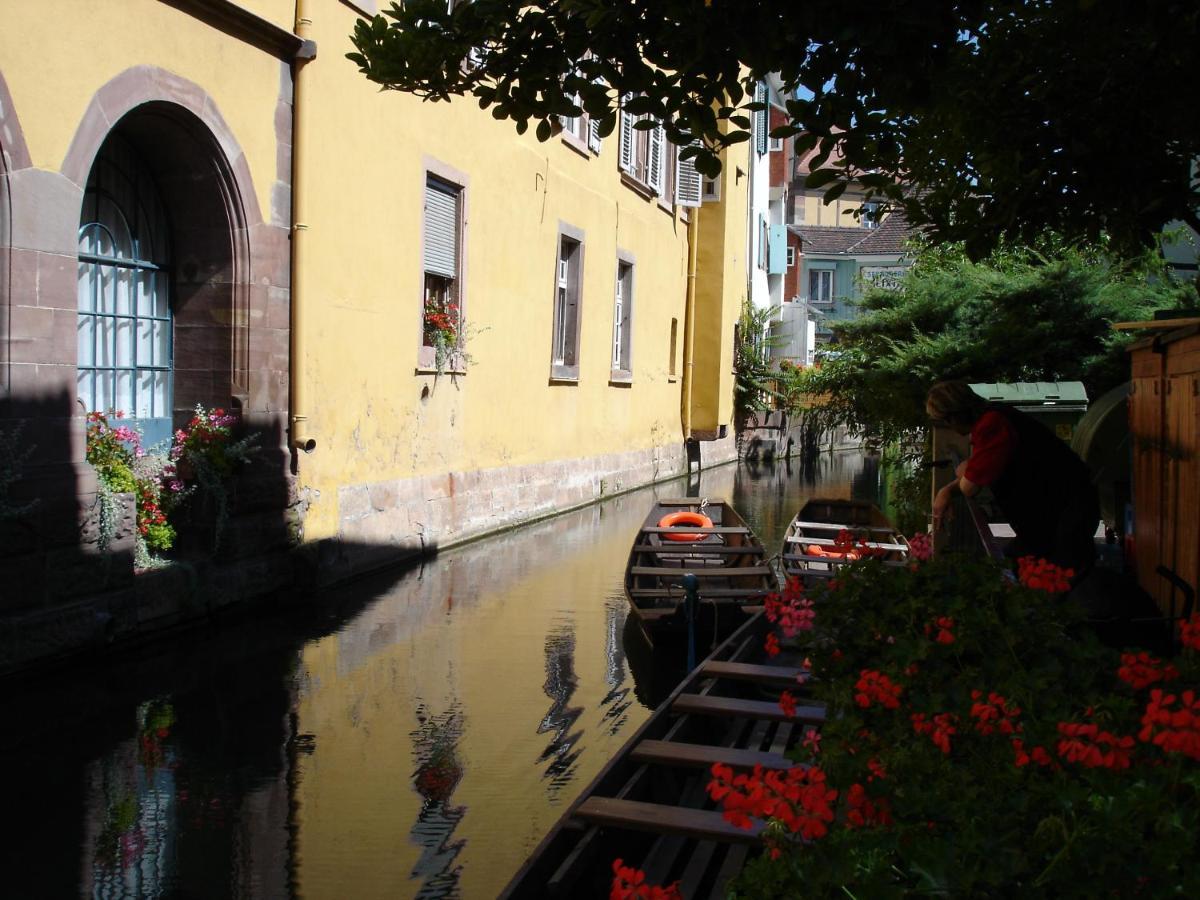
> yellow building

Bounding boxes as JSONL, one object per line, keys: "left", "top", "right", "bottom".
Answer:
{"left": 294, "top": 2, "right": 748, "bottom": 582}
{"left": 0, "top": 1, "right": 748, "bottom": 668}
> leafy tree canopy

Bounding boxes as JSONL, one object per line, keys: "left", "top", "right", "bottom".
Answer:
{"left": 788, "top": 236, "right": 1198, "bottom": 448}
{"left": 348, "top": 0, "right": 1200, "bottom": 258}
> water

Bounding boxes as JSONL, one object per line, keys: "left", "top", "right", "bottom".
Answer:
{"left": 1, "top": 452, "right": 878, "bottom": 899}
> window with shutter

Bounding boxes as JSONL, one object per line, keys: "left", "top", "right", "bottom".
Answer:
{"left": 421, "top": 175, "right": 464, "bottom": 369}
{"left": 611, "top": 259, "right": 634, "bottom": 377}
{"left": 551, "top": 228, "right": 584, "bottom": 380}
{"left": 754, "top": 82, "right": 768, "bottom": 156}
{"left": 647, "top": 124, "right": 665, "bottom": 194}
{"left": 588, "top": 116, "right": 603, "bottom": 154}
{"left": 619, "top": 103, "right": 636, "bottom": 174}
{"left": 675, "top": 144, "right": 703, "bottom": 208}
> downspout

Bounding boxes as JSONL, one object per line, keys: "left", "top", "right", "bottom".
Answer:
{"left": 290, "top": 0, "right": 317, "bottom": 454}
{"left": 682, "top": 210, "right": 700, "bottom": 439}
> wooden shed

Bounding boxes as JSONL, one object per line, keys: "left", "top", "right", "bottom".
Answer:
{"left": 1126, "top": 321, "right": 1200, "bottom": 617}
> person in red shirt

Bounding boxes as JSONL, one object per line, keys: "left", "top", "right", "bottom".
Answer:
{"left": 926, "top": 380, "right": 1099, "bottom": 575}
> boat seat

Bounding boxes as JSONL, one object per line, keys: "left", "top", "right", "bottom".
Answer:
{"left": 672, "top": 694, "right": 826, "bottom": 724}
{"left": 788, "top": 521, "right": 899, "bottom": 534}
{"left": 630, "top": 565, "right": 774, "bottom": 579}
{"left": 575, "top": 797, "right": 763, "bottom": 844}
{"left": 633, "top": 545, "right": 766, "bottom": 556}
{"left": 700, "top": 660, "right": 806, "bottom": 688}
{"left": 631, "top": 739, "right": 794, "bottom": 771}
{"left": 787, "top": 535, "right": 908, "bottom": 552}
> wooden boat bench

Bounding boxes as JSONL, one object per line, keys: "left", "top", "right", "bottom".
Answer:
{"left": 630, "top": 565, "right": 775, "bottom": 579}
{"left": 786, "top": 535, "right": 909, "bottom": 552}
{"left": 575, "top": 797, "right": 764, "bottom": 844}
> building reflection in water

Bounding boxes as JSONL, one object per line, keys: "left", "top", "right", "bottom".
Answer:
{"left": 598, "top": 596, "right": 633, "bottom": 735}
{"left": 408, "top": 701, "right": 467, "bottom": 899}
{"left": 2, "top": 454, "right": 881, "bottom": 899}
{"left": 537, "top": 624, "right": 584, "bottom": 794}
{"left": 86, "top": 699, "right": 178, "bottom": 898}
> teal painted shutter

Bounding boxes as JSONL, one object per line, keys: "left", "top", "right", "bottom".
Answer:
{"left": 768, "top": 224, "right": 787, "bottom": 274}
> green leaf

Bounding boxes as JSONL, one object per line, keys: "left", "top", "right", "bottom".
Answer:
{"left": 805, "top": 167, "right": 840, "bottom": 189}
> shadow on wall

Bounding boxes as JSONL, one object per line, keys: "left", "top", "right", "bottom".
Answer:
{"left": 0, "top": 389, "right": 332, "bottom": 675}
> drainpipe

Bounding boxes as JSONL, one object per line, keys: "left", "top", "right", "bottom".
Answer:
{"left": 290, "top": 0, "right": 317, "bottom": 454}
{"left": 681, "top": 209, "right": 700, "bottom": 440}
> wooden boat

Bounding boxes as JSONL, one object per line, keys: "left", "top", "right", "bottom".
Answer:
{"left": 498, "top": 612, "right": 820, "bottom": 899}
{"left": 781, "top": 498, "right": 910, "bottom": 581}
{"left": 624, "top": 498, "right": 776, "bottom": 642}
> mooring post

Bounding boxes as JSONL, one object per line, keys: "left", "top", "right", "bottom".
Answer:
{"left": 682, "top": 573, "right": 699, "bottom": 671}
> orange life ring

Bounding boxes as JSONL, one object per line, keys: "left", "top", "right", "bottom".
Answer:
{"left": 806, "top": 544, "right": 860, "bottom": 561}
{"left": 659, "top": 510, "right": 714, "bottom": 542}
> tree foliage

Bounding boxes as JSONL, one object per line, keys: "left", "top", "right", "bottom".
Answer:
{"left": 348, "top": 1, "right": 1200, "bottom": 257}
{"left": 790, "top": 238, "right": 1197, "bottom": 448}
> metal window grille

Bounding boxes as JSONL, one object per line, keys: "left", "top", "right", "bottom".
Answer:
{"left": 77, "top": 135, "right": 173, "bottom": 448}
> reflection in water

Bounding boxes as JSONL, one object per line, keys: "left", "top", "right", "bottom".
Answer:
{"left": 88, "top": 700, "right": 177, "bottom": 899}
{"left": 409, "top": 703, "right": 467, "bottom": 898}
{"left": 1, "top": 453, "right": 876, "bottom": 899}
{"left": 599, "top": 597, "right": 633, "bottom": 735}
{"left": 537, "top": 625, "right": 584, "bottom": 793}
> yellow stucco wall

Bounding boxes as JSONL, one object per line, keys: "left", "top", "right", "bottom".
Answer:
{"left": 0, "top": 0, "right": 282, "bottom": 222}
{"left": 800, "top": 192, "right": 873, "bottom": 228}
{"left": 691, "top": 144, "right": 750, "bottom": 433}
{"left": 295, "top": 3, "right": 709, "bottom": 539}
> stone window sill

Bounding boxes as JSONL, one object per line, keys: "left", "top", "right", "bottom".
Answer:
{"left": 609, "top": 370, "right": 633, "bottom": 386}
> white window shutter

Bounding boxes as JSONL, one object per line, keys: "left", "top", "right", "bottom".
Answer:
{"left": 588, "top": 116, "right": 603, "bottom": 153}
{"left": 647, "top": 124, "right": 665, "bottom": 193}
{"left": 675, "top": 142, "right": 703, "bottom": 208}
{"left": 424, "top": 179, "right": 459, "bottom": 278}
{"left": 619, "top": 101, "right": 636, "bottom": 174}
{"left": 612, "top": 272, "right": 623, "bottom": 367}
{"left": 754, "top": 81, "right": 768, "bottom": 156}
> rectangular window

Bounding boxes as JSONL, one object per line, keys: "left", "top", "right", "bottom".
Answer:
{"left": 769, "top": 136, "right": 783, "bottom": 152}
{"left": 669, "top": 317, "right": 679, "bottom": 378}
{"left": 421, "top": 175, "right": 463, "bottom": 370}
{"left": 861, "top": 200, "right": 881, "bottom": 229}
{"left": 787, "top": 246, "right": 796, "bottom": 268}
{"left": 551, "top": 230, "right": 584, "bottom": 380}
{"left": 809, "top": 269, "right": 834, "bottom": 304}
{"left": 611, "top": 259, "right": 634, "bottom": 378}
{"left": 701, "top": 175, "right": 721, "bottom": 203}
{"left": 619, "top": 107, "right": 666, "bottom": 195}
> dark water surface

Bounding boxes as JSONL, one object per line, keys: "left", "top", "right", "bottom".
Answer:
{"left": 2, "top": 452, "right": 878, "bottom": 899}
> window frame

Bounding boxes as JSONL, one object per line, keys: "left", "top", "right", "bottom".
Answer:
{"left": 808, "top": 267, "right": 835, "bottom": 305}
{"left": 550, "top": 222, "right": 586, "bottom": 382}
{"left": 610, "top": 251, "right": 635, "bottom": 384}
{"left": 417, "top": 160, "right": 469, "bottom": 374}
{"left": 619, "top": 105, "right": 667, "bottom": 199}
{"left": 786, "top": 246, "right": 796, "bottom": 268}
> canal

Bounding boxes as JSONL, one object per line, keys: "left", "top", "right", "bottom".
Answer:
{"left": 2, "top": 451, "right": 881, "bottom": 899}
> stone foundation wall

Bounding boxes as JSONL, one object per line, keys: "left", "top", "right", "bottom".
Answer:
{"left": 313, "top": 438, "right": 737, "bottom": 585}
{"left": 0, "top": 444, "right": 301, "bottom": 676}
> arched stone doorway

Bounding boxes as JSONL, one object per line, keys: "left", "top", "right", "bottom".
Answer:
{"left": 76, "top": 103, "right": 252, "bottom": 433}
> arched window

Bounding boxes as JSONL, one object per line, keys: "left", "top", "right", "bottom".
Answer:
{"left": 77, "top": 136, "right": 173, "bottom": 447}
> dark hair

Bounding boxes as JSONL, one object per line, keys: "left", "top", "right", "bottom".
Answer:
{"left": 926, "top": 380, "right": 987, "bottom": 428}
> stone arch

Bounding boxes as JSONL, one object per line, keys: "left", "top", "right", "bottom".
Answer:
{"left": 0, "top": 69, "right": 32, "bottom": 401}
{"left": 61, "top": 67, "right": 279, "bottom": 424}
